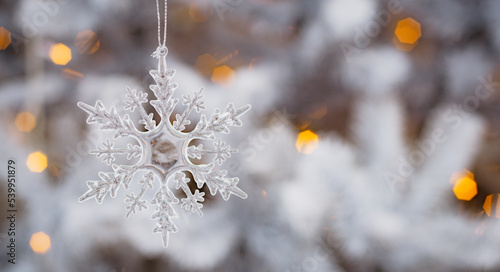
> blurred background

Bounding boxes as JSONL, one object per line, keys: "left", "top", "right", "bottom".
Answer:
{"left": 2, "top": 0, "right": 500, "bottom": 271}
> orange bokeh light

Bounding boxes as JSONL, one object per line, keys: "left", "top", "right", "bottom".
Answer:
{"left": 49, "top": 43, "right": 72, "bottom": 65}
{"left": 15, "top": 112, "right": 36, "bottom": 132}
{"left": 211, "top": 65, "right": 235, "bottom": 87}
{"left": 296, "top": 130, "right": 319, "bottom": 154}
{"left": 30, "top": 232, "right": 51, "bottom": 254}
{"left": 26, "top": 152, "right": 48, "bottom": 173}
{"left": 483, "top": 194, "right": 500, "bottom": 218}
{"left": 395, "top": 18, "right": 421, "bottom": 45}
{"left": 75, "top": 30, "right": 100, "bottom": 55}
{"left": 0, "top": 27, "right": 11, "bottom": 50}
{"left": 452, "top": 171, "right": 477, "bottom": 201}
{"left": 195, "top": 54, "right": 217, "bottom": 77}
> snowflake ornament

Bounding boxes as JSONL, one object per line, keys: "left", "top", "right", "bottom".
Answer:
{"left": 77, "top": 45, "right": 250, "bottom": 247}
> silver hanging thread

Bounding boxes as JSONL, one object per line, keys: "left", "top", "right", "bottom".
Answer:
{"left": 156, "top": 0, "right": 167, "bottom": 46}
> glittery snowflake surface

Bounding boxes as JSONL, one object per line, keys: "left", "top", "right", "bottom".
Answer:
{"left": 77, "top": 45, "right": 250, "bottom": 247}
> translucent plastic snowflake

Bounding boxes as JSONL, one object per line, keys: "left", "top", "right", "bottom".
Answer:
{"left": 77, "top": 45, "right": 250, "bottom": 247}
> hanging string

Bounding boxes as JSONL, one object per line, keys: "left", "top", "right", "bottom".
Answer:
{"left": 156, "top": 0, "right": 167, "bottom": 46}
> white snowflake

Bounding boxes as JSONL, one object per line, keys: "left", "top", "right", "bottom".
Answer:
{"left": 77, "top": 45, "right": 251, "bottom": 247}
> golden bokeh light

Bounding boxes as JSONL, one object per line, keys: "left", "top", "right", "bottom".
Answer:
{"left": 26, "top": 152, "right": 48, "bottom": 173}
{"left": 211, "top": 65, "right": 235, "bottom": 87}
{"left": 0, "top": 27, "right": 11, "bottom": 50}
{"left": 75, "top": 30, "right": 100, "bottom": 55}
{"left": 49, "top": 43, "right": 72, "bottom": 65}
{"left": 483, "top": 194, "right": 500, "bottom": 218}
{"left": 30, "top": 232, "right": 51, "bottom": 254}
{"left": 395, "top": 17, "right": 421, "bottom": 44}
{"left": 195, "top": 54, "right": 217, "bottom": 77}
{"left": 296, "top": 130, "right": 319, "bottom": 154}
{"left": 452, "top": 171, "right": 477, "bottom": 201}
{"left": 14, "top": 112, "right": 36, "bottom": 132}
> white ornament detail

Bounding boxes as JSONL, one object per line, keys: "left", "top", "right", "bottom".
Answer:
{"left": 77, "top": 45, "right": 250, "bottom": 247}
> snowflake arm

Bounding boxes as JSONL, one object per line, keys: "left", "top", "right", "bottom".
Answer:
{"left": 172, "top": 172, "right": 205, "bottom": 216}
{"left": 189, "top": 164, "right": 247, "bottom": 200}
{"left": 77, "top": 100, "right": 140, "bottom": 139}
{"left": 125, "top": 172, "right": 155, "bottom": 217}
{"left": 90, "top": 139, "right": 141, "bottom": 165}
{"left": 151, "top": 185, "right": 179, "bottom": 247}
{"left": 124, "top": 87, "right": 156, "bottom": 131}
{"left": 187, "top": 138, "right": 236, "bottom": 165}
{"left": 204, "top": 170, "right": 247, "bottom": 200}
{"left": 113, "top": 164, "right": 141, "bottom": 189}
{"left": 78, "top": 172, "right": 121, "bottom": 203}
{"left": 192, "top": 103, "right": 251, "bottom": 139}
{"left": 173, "top": 88, "right": 206, "bottom": 131}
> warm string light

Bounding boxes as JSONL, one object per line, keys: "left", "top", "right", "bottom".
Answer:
{"left": 296, "top": 130, "right": 319, "bottom": 154}
{"left": 211, "top": 65, "right": 235, "bottom": 87}
{"left": 195, "top": 54, "right": 217, "bottom": 77}
{"left": 483, "top": 194, "right": 500, "bottom": 218}
{"left": 394, "top": 17, "right": 421, "bottom": 51}
{"left": 451, "top": 170, "right": 477, "bottom": 201}
{"left": 195, "top": 51, "right": 239, "bottom": 86}
{"left": 15, "top": 112, "right": 36, "bottom": 132}
{"left": 30, "top": 232, "right": 51, "bottom": 254}
{"left": 26, "top": 152, "right": 48, "bottom": 173}
{"left": 0, "top": 27, "right": 11, "bottom": 50}
{"left": 75, "top": 30, "right": 100, "bottom": 55}
{"left": 49, "top": 43, "right": 72, "bottom": 65}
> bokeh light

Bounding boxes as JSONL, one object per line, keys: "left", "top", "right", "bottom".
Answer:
{"left": 483, "top": 194, "right": 500, "bottom": 218}
{"left": 0, "top": 27, "right": 11, "bottom": 50}
{"left": 395, "top": 17, "right": 421, "bottom": 45}
{"left": 452, "top": 171, "right": 477, "bottom": 201}
{"left": 195, "top": 54, "right": 217, "bottom": 77}
{"left": 296, "top": 130, "right": 319, "bottom": 154}
{"left": 75, "top": 30, "right": 100, "bottom": 55}
{"left": 26, "top": 151, "right": 48, "bottom": 173}
{"left": 211, "top": 65, "right": 235, "bottom": 87}
{"left": 30, "top": 232, "right": 51, "bottom": 254}
{"left": 49, "top": 43, "right": 72, "bottom": 65}
{"left": 14, "top": 112, "right": 36, "bottom": 132}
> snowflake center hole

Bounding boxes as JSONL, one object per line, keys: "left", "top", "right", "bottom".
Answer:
{"left": 151, "top": 135, "right": 179, "bottom": 172}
